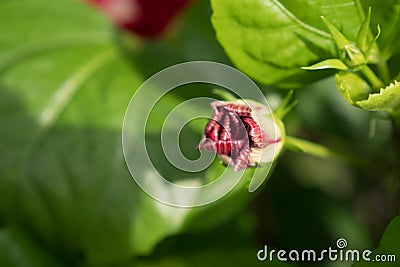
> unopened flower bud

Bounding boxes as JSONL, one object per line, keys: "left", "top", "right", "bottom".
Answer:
{"left": 197, "top": 100, "right": 284, "bottom": 172}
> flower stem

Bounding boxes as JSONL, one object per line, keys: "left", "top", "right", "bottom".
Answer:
{"left": 377, "top": 59, "right": 391, "bottom": 84}
{"left": 285, "top": 136, "right": 371, "bottom": 168}
{"left": 360, "top": 65, "right": 385, "bottom": 91}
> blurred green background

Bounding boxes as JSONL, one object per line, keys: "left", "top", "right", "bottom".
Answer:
{"left": 0, "top": 0, "right": 398, "bottom": 267}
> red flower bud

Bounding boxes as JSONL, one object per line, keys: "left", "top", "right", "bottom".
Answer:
{"left": 197, "top": 101, "right": 282, "bottom": 172}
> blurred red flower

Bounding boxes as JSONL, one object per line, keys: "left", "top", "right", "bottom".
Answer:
{"left": 86, "top": 0, "right": 192, "bottom": 38}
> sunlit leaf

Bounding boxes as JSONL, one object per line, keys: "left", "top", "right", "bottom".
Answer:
{"left": 0, "top": 0, "right": 192, "bottom": 265}
{"left": 302, "top": 59, "right": 348, "bottom": 70}
{"left": 0, "top": 1, "right": 263, "bottom": 266}
{"left": 210, "top": 0, "right": 400, "bottom": 88}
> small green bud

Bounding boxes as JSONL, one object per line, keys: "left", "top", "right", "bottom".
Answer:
{"left": 335, "top": 71, "right": 371, "bottom": 106}
{"left": 321, "top": 16, "right": 366, "bottom": 68}
{"left": 341, "top": 43, "right": 366, "bottom": 68}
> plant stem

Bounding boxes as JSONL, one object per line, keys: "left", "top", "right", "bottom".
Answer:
{"left": 275, "top": 90, "right": 297, "bottom": 119}
{"left": 285, "top": 136, "right": 371, "bottom": 168}
{"left": 212, "top": 88, "right": 237, "bottom": 102}
{"left": 377, "top": 59, "right": 391, "bottom": 84}
{"left": 360, "top": 65, "right": 385, "bottom": 91}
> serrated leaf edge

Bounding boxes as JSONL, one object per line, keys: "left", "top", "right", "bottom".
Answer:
{"left": 356, "top": 80, "right": 400, "bottom": 111}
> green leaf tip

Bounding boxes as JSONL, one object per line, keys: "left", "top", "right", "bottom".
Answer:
{"left": 364, "top": 24, "right": 381, "bottom": 63}
{"left": 302, "top": 59, "right": 348, "bottom": 71}
{"left": 353, "top": 215, "right": 400, "bottom": 267}
{"left": 357, "top": 6, "right": 372, "bottom": 52}
{"left": 356, "top": 6, "right": 381, "bottom": 64}
{"left": 321, "top": 16, "right": 366, "bottom": 67}
{"left": 321, "top": 16, "right": 350, "bottom": 50}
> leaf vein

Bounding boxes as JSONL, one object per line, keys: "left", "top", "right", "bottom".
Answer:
{"left": 269, "top": 0, "right": 331, "bottom": 39}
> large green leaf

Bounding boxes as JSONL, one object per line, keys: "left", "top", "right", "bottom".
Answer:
{"left": 210, "top": 0, "right": 400, "bottom": 89}
{"left": 0, "top": 0, "right": 262, "bottom": 266}
{"left": 0, "top": 0, "right": 184, "bottom": 265}
{"left": 353, "top": 216, "right": 400, "bottom": 267}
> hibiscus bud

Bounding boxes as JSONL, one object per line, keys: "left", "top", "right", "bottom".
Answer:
{"left": 197, "top": 100, "right": 284, "bottom": 172}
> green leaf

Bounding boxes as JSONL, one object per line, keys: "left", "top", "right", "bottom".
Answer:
{"left": 0, "top": 226, "right": 62, "bottom": 267}
{"left": 0, "top": 0, "right": 188, "bottom": 265}
{"left": 364, "top": 25, "right": 381, "bottom": 63}
{"left": 210, "top": 0, "right": 339, "bottom": 89}
{"left": 335, "top": 71, "right": 372, "bottom": 106}
{"left": 355, "top": 6, "right": 380, "bottom": 63}
{"left": 302, "top": 58, "right": 348, "bottom": 70}
{"left": 321, "top": 16, "right": 351, "bottom": 50}
{"left": 0, "top": 0, "right": 261, "bottom": 266}
{"left": 321, "top": 16, "right": 367, "bottom": 67}
{"left": 210, "top": 0, "right": 367, "bottom": 88}
{"left": 353, "top": 216, "right": 400, "bottom": 267}
{"left": 356, "top": 80, "right": 400, "bottom": 113}
{"left": 211, "top": 0, "right": 400, "bottom": 88}
{"left": 359, "top": 1, "right": 400, "bottom": 80}
{"left": 357, "top": 7, "right": 372, "bottom": 52}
